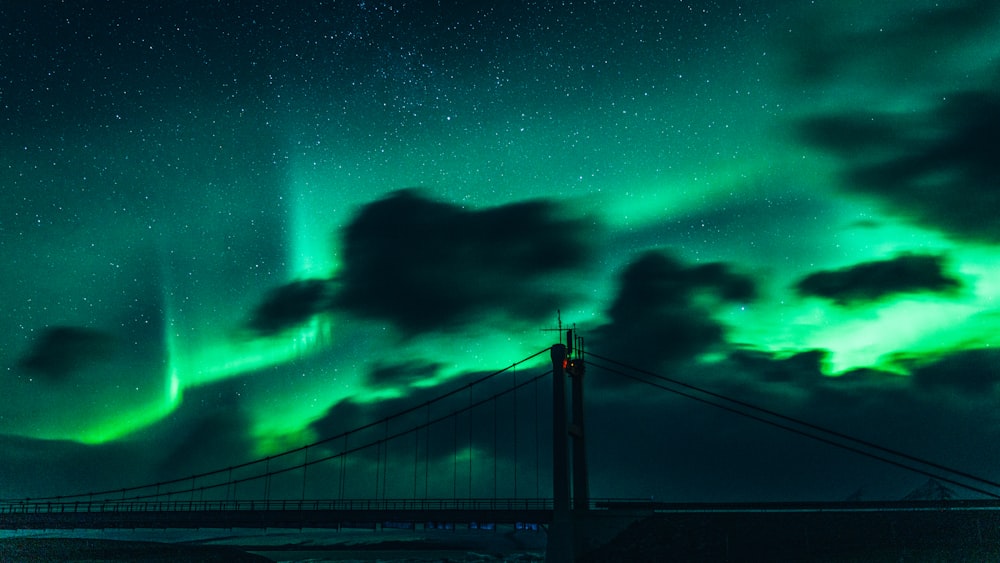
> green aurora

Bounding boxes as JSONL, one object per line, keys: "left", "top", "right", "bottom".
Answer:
{"left": 2, "top": 0, "right": 1000, "bottom": 500}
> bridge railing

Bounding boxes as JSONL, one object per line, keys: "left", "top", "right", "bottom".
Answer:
{"left": 0, "top": 497, "right": 557, "bottom": 515}
{"left": 6, "top": 497, "right": 997, "bottom": 517}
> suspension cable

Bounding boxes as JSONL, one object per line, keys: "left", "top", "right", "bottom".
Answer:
{"left": 112, "top": 370, "right": 552, "bottom": 503}
{"left": 587, "top": 351, "right": 1000, "bottom": 495}
{"left": 26, "top": 347, "right": 551, "bottom": 503}
{"left": 586, "top": 357, "right": 1000, "bottom": 499}
{"left": 513, "top": 363, "right": 518, "bottom": 499}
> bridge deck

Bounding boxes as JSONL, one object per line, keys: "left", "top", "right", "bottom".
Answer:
{"left": 4, "top": 498, "right": 1000, "bottom": 531}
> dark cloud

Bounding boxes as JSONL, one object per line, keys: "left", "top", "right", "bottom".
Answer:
{"left": 247, "top": 279, "right": 333, "bottom": 335}
{"left": 798, "top": 114, "right": 902, "bottom": 158}
{"left": 18, "top": 326, "right": 117, "bottom": 381}
{"left": 584, "top": 344, "right": 1000, "bottom": 501}
{"left": 783, "top": 0, "right": 1000, "bottom": 86}
{"left": 0, "top": 376, "right": 263, "bottom": 500}
{"left": 800, "top": 91, "right": 1000, "bottom": 242}
{"left": 335, "top": 189, "right": 592, "bottom": 334}
{"left": 794, "top": 253, "right": 961, "bottom": 305}
{"left": 153, "top": 409, "right": 257, "bottom": 480}
{"left": 907, "top": 348, "right": 1000, "bottom": 395}
{"left": 592, "top": 251, "right": 756, "bottom": 380}
{"left": 308, "top": 367, "right": 554, "bottom": 499}
{"left": 369, "top": 361, "right": 442, "bottom": 387}
{"left": 728, "top": 349, "right": 827, "bottom": 384}
{"left": 0, "top": 434, "right": 145, "bottom": 500}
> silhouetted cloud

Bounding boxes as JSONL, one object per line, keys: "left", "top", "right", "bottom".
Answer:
{"left": 728, "top": 349, "right": 827, "bottom": 384}
{"left": 783, "top": 0, "right": 1000, "bottom": 86}
{"left": 18, "top": 326, "right": 117, "bottom": 381}
{"left": 154, "top": 409, "right": 257, "bottom": 480}
{"left": 798, "top": 113, "right": 901, "bottom": 158}
{"left": 335, "top": 189, "right": 592, "bottom": 334}
{"left": 0, "top": 376, "right": 262, "bottom": 499}
{"left": 583, "top": 344, "right": 1000, "bottom": 501}
{"left": 794, "top": 253, "right": 961, "bottom": 305}
{"left": 369, "top": 361, "right": 442, "bottom": 387}
{"left": 247, "top": 279, "right": 333, "bottom": 335}
{"left": 800, "top": 91, "right": 1000, "bottom": 242}
{"left": 592, "top": 251, "right": 756, "bottom": 379}
{"left": 0, "top": 434, "right": 143, "bottom": 499}
{"left": 908, "top": 348, "right": 1000, "bottom": 395}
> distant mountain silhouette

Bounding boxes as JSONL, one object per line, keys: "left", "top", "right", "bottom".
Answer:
{"left": 901, "top": 478, "right": 957, "bottom": 501}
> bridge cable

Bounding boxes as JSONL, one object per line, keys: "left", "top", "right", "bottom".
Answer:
{"left": 586, "top": 357, "right": 1000, "bottom": 499}
{"left": 338, "top": 434, "right": 347, "bottom": 500}
{"left": 493, "top": 395, "right": 499, "bottom": 500}
{"left": 468, "top": 386, "right": 474, "bottom": 497}
{"left": 375, "top": 430, "right": 382, "bottom": 500}
{"left": 301, "top": 446, "right": 309, "bottom": 501}
{"left": 99, "top": 370, "right": 552, "bottom": 504}
{"left": 382, "top": 419, "right": 390, "bottom": 500}
{"left": 264, "top": 458, "right": 271, "bottom": 502}
{"left": 452, "top": 408, "right": 459, "bottom": 500}
{"left": 513, "top": 363, "right": 518, "bottom": 499}
{"left": 22, "top": 347, "right": 551, "bottom": 504}
{"left": 534, "top": 374, "right": 540, "bottom": 499}
{"left": 424, "top": 403, "right": 430, "bottom": 499}
{"left": 586, "top": 351, "right": 1000, "bottom": 495}
{"left": 413, "top": 419, "right": 419, "bottom": 500}
{"left": 8, "top": 370, "right": 553, "bottom": 507}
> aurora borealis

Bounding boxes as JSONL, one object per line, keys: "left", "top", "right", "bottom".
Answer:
{"left": 3, "top": 0, "right": 1000, "bottom": 502}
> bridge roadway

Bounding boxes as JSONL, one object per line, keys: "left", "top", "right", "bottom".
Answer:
{"left": 0, "top": 498, "right": 556, "bottom": 530}
{"left": 4, "top": 498, "right": 1000, "bottom": 531}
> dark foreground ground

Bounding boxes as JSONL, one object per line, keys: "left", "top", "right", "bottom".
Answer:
{"left": 0, "top": 538, "right": 272, "bottom": 562}
{"left": 0, "top": 527, "right": 546, "bottom": 562}
{"left": 579, "top": 510, "right": 1000, "bottom": 562}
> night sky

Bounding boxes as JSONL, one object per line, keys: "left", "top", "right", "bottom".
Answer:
{"left": 3, "top": 0, "right": 1000, "bottom": 502}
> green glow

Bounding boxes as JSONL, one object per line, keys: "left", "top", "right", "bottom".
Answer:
{"left": 288, "top": 161, "right": 340, "bottom": 279}
{"left": 75, "top": 398, "right": 178, "bottom": 445}
{"left": 171, "top": 317, "right": 330, "bottom": 389}
{"left": 3, "top": 1, "right": 999, "bottom": 490}
{"left": 802, "top": 300, "right": 982, "bottom": 374}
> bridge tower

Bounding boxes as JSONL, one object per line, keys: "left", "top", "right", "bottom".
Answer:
{"left": 546, "top": 314, "right": 590, "bottom": 563}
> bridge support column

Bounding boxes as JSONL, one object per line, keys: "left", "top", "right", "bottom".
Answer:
{"left": 547, "top": 343, "right": 574, "bottom": 563}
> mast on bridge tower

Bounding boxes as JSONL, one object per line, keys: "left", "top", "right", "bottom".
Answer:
{"left": 542, "top": 310, "right": 590, "bottom": 510}
{"left": 545, "top": 311, "right": 589, "bottom": 563}
{"left": 543, "top": 311, "right": 590, "bottom": 512}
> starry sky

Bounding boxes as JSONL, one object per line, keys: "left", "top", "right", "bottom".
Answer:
{"left": 2, "top": 0, "right": 1000, "bottom": 502}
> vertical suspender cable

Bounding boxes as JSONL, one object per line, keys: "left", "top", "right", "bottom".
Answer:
{"left": 534, "top": 377, "right": 540, "bottom": 499}
{"left": 382, "top": 419, "right": 389, "bottom": 500}
{"left": 301, "top": 446, "right": 309, "bottom": 501}
{"left": 468, "top": 386, "right": 473, "bottom": 498}
{"left": 424, "top": 404, "right": 430, "bottom": 499}
{"left": 339, "top": 434, "right": 347, "bottom": 501}
{"left": 375, "top": 439, "right": 381, "bottom": 500}
{"left": 453, "top": 412, "right": 458, "bottom": 499}
{"left": 513, "top": 364, "right": 518, "bottom": 499}
{"left": 413, "top": 423, "right": 419, "bottom": 500}
{"left": 493, "top": 395, "right": 498, "bottom": 500}
{"left": 264, "top": 457, "right": 271, "bottom": 503}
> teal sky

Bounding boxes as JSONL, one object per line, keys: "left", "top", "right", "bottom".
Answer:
{"left": 2, "top": 0, "right": 999, "bottom": 501}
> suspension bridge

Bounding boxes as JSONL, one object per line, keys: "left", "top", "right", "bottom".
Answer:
{"left": 4, "top": 332, "right": 1000, "bottom": 561}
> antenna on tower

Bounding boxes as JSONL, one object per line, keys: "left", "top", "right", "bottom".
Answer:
{"left": 542, "top": 310, "right": 581, "bottom": 360}
{"left": 542, "top": 309, "right": 569, "bottom": 349}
